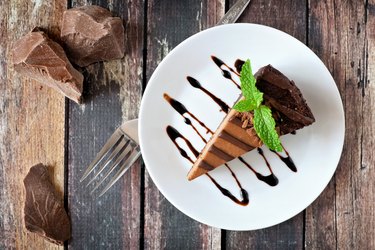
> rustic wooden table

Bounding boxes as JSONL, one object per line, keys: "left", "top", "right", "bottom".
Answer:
{"left": 1, "top": 0, "right": 374, "bottom": 249}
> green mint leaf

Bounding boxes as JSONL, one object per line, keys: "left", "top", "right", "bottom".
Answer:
{"left": 232, "top": 99, "right": 258, "bottom": 112}
{"left": 231, "top": 58, "right": 282, "bottom": 151}
{"left": 253, "top": 105, "right": 282, "bottom": 152}
{"left": 240, "top": 59, "right": 263, "bottom": 108}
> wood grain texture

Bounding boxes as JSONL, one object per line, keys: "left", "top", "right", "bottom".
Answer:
{"left": 67, "top": 0, "right": 143, "bottom": 249}
{"left": 144, "top": 0, "right": 224, "bottom": 249}
{"left": 360, "top": 1, "right": 375, "bottom": 248}
{"left": 224, "top": 1, "right": 306, "bottom": 249}
{"left": 235, "top": 0, "right": 307, "bottom": 42}
{"left": 304, "top": 1, "right": 338, "bottom": 248}
{"left": 0, "top": 0, "right": 66, "bottom": 249}
{"left": 2, "top": 0, "right": 375, "bottom": 248}
{"left": 306, "top": 0, "right": 375, "bottom": 249}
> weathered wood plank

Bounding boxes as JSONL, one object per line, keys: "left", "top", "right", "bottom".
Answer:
{"left": 225, "top": 0, "right": 306, "bottom": 249}
{"left": 2, "top": 0, "right": 373, "bottom": 248}
{"left": 306, "top": 0, "right": 375, "bottom": 249}
{"left": 67, "top": 0, "right": 143, "bottom": 249}
{"left": 0, "top": 0, "right": 66, "bottom": 249}
{"left": 362, "top": 1, "right": 375, "bottom": 248}
{"left": 144, "top": 0, "right": 224, "bottom": 249}
{"left": 304, "top": 1, "right": 339, "bottom": 248}
{"left": 306, "top": 1, "right": 375, "bottom": 249}
{"left": 235, "top": 0, "right": 307, "bottom": 42}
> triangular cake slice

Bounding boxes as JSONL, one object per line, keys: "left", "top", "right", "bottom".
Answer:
{"left": 187, "top": 65, "right": 315, "bottom": 180}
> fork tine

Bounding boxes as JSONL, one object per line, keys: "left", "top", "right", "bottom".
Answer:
{"left": 86, "top": 140, "right": 130, "bottom": 187}
{"left": 90, "top": 147, "right": 133, "bottom": 193}
{"left": 80, "top": 131, "right": 124, "bottom": 182}
{"left": 98, "top": 147, "right": 141, "bottom": 197}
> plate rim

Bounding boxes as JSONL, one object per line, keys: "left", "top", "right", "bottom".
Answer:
{"left": 139, "top": 23, "right": 345, "bottom": 230}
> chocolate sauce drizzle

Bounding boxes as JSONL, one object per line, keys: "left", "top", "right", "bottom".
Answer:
{"left": 165, "top": 56, "right": 299, "bottom": 206}
{"left": 211, "top": 55, "right": 241, "bottom": 89}
{"left": 238, "top": 156, "right": 279, "bottom": 186}
{"left": 207, "top": 163, "right": 249, "bottom": 206}
{"left": 166, "top": 126, "right": 199, "bottom": 163}
{"left": 164, "top": 93, "right": 212, "bottom": 143}
{"left": 234, "top": 59, "right": 245, "bottom": 74}
{"left": 272, "top": 145, "right": 297, "bottom": 172}
{"left": 166, "top": 125, "right": 249, "bottom": 206}
{"left": 186, "top": 76, "right": 229, "bottom": 113}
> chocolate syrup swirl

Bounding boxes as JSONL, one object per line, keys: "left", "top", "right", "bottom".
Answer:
{"left": 164, "top": 93, "right": 212, "bottom": 143}
{"left": 207, "top": 164, "right": 249, "bottom": 206}
{"left": 238, "top": 157, "right": 279, "bottom": 186}
{"left": 211, "top": 55, "right": 241, "bottom": 89}
{"left": 234, "top": 59, "right": 245, "bottom": 74}
{"left": 186, "top": 76, "right": 230, "bottom": 113}
{"left": 272, "top": 144, "right": 297, "bottom": 172}
{"left": 166, "top": 126, "right": 199, "bottom": 162}
{"left": 166, "top": 125, "right": 249, "bottom": 205}
{"left": 165, "top": 56, "right": 301, "bottom": 206}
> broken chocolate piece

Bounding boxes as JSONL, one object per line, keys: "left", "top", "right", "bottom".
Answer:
{"left": 23, "top": 164, "right": 71, "bottom": 245}
{"left": 61, "top": 5, "right": 125, "bottom": 67}
{"left": 12, "top": 31, "right": 84, "bottom": 103}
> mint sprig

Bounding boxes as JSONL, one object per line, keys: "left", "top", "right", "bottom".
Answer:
{"left": 233, "top": 59, "right": 282, "bottom": 152}
{"left": 254, "top": 105, "right": 282, "bottom": 152}
{"left": 233, "top": 59, "right": 263, "bottom": 109}
{"left": 232, "top": 99, "right": 257, "bottom": 112}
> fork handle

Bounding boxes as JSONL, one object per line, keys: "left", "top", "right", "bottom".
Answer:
{"left": 216, "top": 0, "right": 251, "bottom": 25}
{"left": 120, "top": 119, "right": 139, "bottom": 144}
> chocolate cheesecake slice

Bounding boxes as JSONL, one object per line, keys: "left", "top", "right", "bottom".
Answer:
{"left": 187, "top": 65, "right": 315, "bottom": 180}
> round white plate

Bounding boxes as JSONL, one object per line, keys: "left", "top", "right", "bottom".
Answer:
{"left": 139, "top": 23, "right": 345, "bottom": 230}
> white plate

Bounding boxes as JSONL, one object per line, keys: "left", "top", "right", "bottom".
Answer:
{"left": 139, "top": 23, "right": 345, "bottom": 230}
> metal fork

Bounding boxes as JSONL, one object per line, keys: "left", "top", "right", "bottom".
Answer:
{"left": 80, "top": 119, "right": 141, "bottom": 197}
{"left": 81, "top": 0, "right": 251, "bottom": 197}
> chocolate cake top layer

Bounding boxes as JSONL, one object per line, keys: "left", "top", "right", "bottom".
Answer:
{"left": 187, "top": 65, "right": 315, "bottom": 180}
{"left": 256, "top": 65, "right": 315, "bottom": 135}
{"left": 23, "top": 164, "right": 71, "bottom": 245}
{"left": 12, "top": 30, "right": 84, "bottom": 103}
{"left": 61, "top": 5, "right": 125, "bottom": 67}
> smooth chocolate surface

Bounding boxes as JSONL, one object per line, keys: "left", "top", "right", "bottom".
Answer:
{"left": 12, "top": 31, "right": 84, "bottom": 103}
{"left": 23, "top": 164, "right": 71, "bottom": 245}
{"left": 61, "top": 5, "right": 125, "bottom": 67}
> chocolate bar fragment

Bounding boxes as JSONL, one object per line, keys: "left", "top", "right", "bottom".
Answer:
{"left": 23, "top": 164, "right": 71, "bottom": 245}
{"left": 61, "top": 5, "right": 125, "bottom": 67}
{"left": 12, "top": 31, "right": 84, "bottom": 103}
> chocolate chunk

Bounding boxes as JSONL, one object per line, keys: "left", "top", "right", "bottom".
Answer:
{"left": 12, "top": 31, "right": 84, "bottom": 103}
{"left": 23, "top": 164, "right": 71, "bottom": 245}
{"left": 61, "top": 5, "right": 125, "bottom": 67}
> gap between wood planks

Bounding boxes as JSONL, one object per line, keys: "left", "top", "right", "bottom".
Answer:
{"left": 63, "top": 0, "right": 373, "bottom": 248}
{"left": 139, "top": 0, "right": 149, "bottom": 249}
